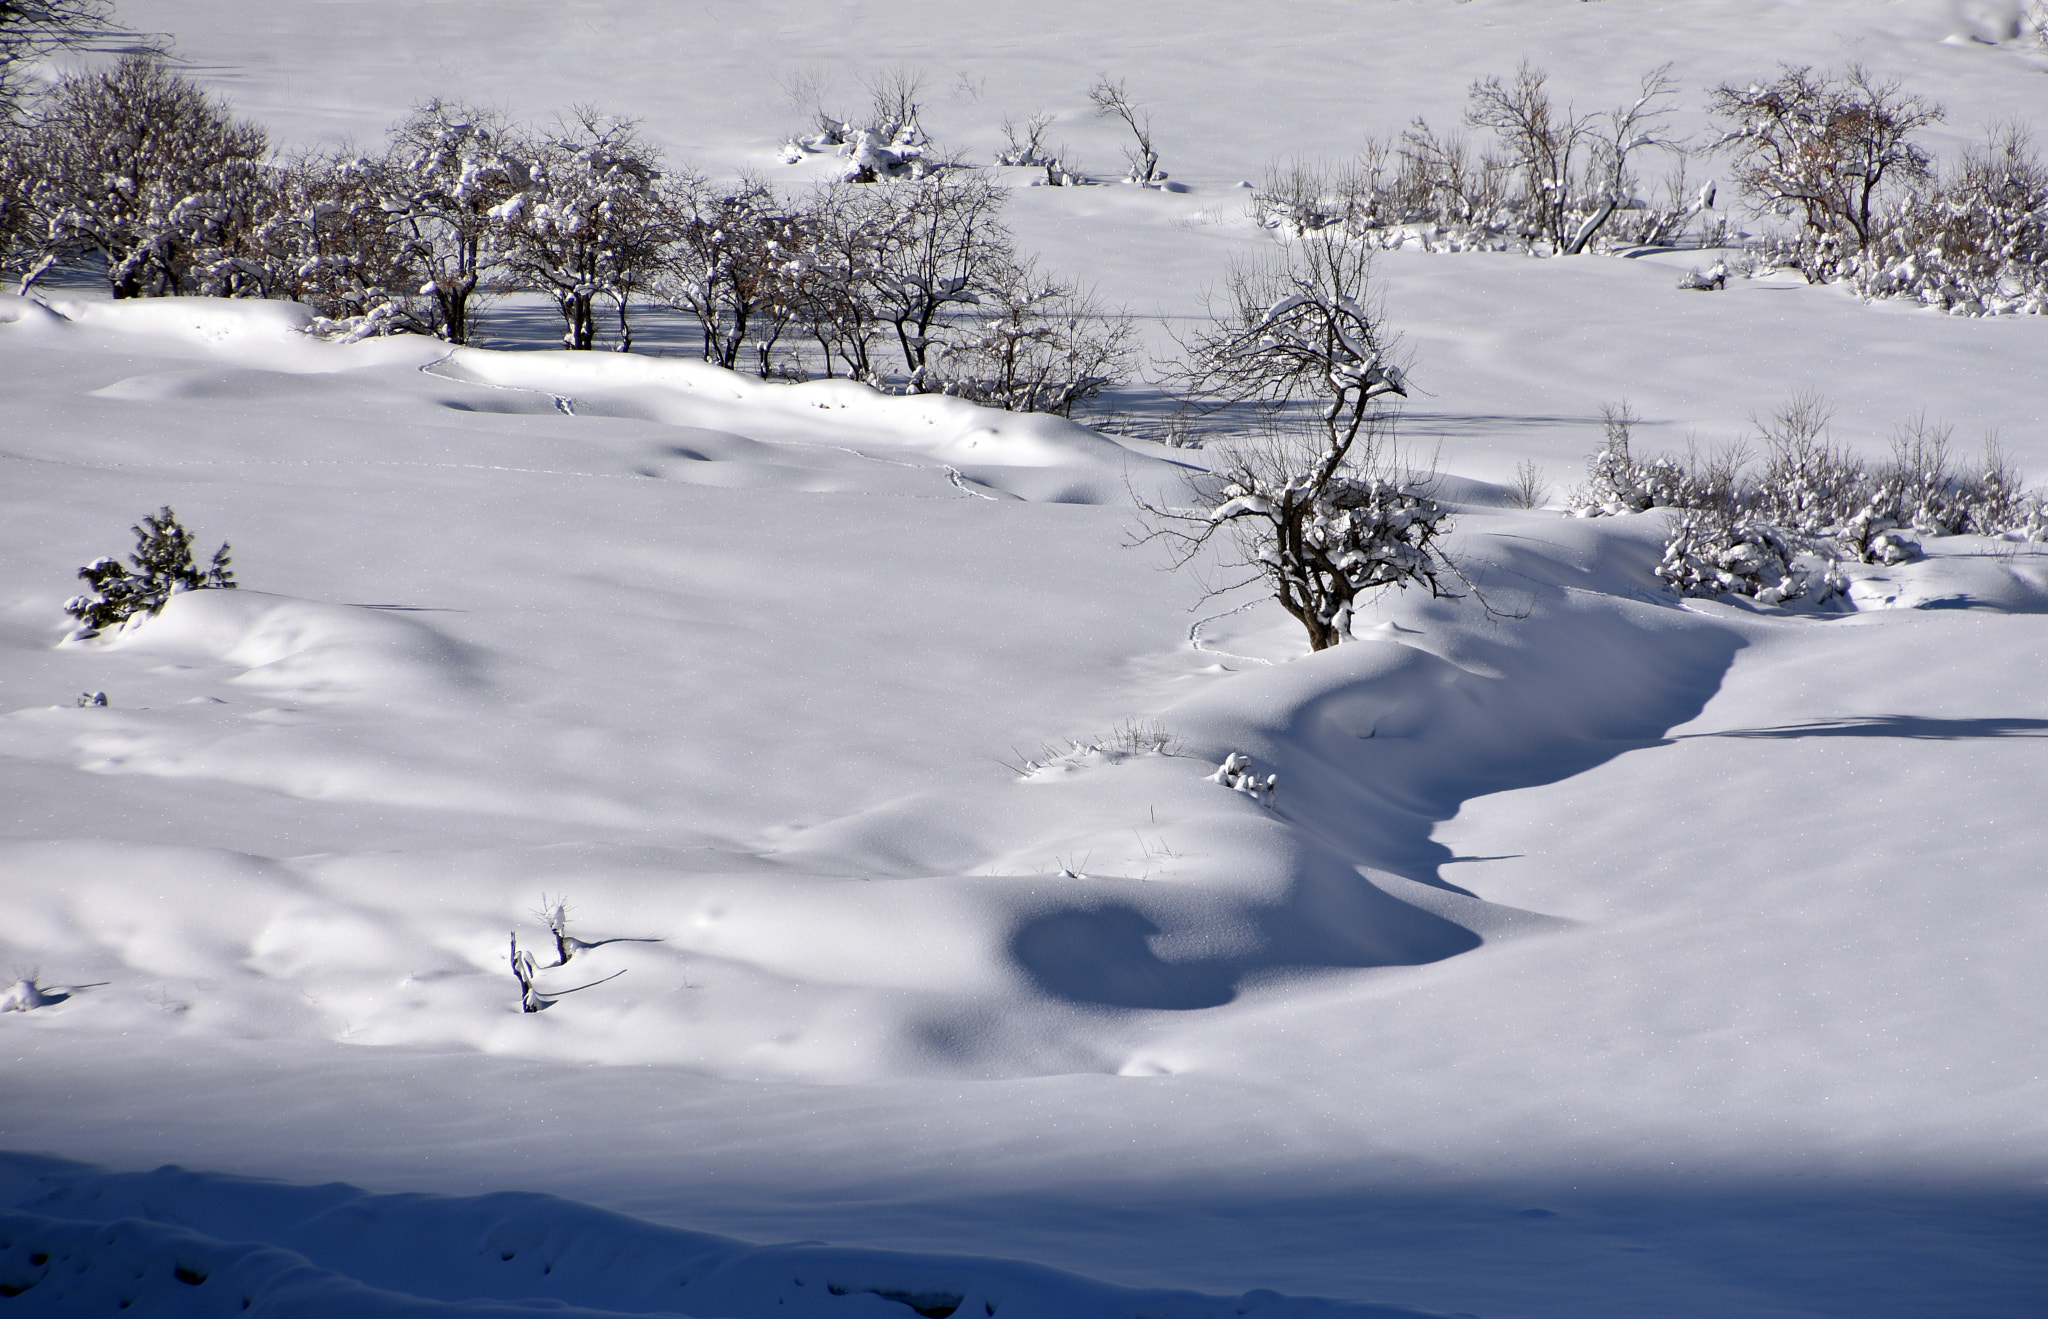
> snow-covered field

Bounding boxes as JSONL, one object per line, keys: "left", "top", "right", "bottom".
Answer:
{"left": 4, "top": 3, "right": 2047, "bottom": 1316}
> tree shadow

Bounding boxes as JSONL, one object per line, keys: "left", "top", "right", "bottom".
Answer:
{"left": 1685, "top": 715, "right": 2048, "bottom": 741}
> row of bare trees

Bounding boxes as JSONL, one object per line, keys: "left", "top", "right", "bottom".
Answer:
{"left": 0, "top": 56, "right": 1134, "bottom": 409}
{"left": 1246, "top": 61, "right": 2045, "bottom": 312}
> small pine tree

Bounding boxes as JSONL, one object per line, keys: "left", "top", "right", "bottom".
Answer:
{"left": 64, "top": 507, "right": 235, "bottom": 633}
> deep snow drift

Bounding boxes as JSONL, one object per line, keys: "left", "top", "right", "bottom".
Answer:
{"left": 5, "top": 3, "right": 2048, "bottom": 1318}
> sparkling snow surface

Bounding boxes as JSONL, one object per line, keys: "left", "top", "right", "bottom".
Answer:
{"left": 4, "top": 3, "right": 2047, "bottom": 1318}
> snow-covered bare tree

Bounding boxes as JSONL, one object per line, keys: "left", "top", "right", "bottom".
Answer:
{"left": 377, "top": 100, "right": 526, "bottom": 343}
{"left": 21, "top": 56, "right": 268, "bottom": 298}
{"left": 0, "top": 116, "right": 31, "bottom": 279}
{"left": 791, "top": 182, "right": 894, "bottom": 380}
{"left": 1570, "top": 64, "right": 1684, "bottom": 253}
{"left": 1139, "top": 232, "right": 1460, "bottom": 652}
{"left": 930, "top": 260, "right": 1134, "bottom": 416}
{"left": 867, "top": 174, "right": 1011, "bottom": 390}
{"left": 1464, "top": 62, "right": 1594, "bottom": 253}
{"left": 1709, "top": 64, "right": 1941, "bottom": 279}
{"left": 663, "top": 176, "right": 809, "bottom": 375}
{"left": 492, "top": 110, "right": 673, "bottom": 350}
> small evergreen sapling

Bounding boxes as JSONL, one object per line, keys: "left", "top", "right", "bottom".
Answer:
{"left": 64, "top": 507, "right": 235, "bottom": 635}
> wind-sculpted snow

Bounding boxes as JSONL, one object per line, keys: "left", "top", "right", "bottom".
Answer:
{"left": 0, "top": 1157, "right": 1452, "bottom": 1319}
{"left": 7, "top": 9, "right": 2048, "bottom": 1306}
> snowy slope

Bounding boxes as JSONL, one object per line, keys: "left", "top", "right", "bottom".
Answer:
{"left": 5, "top": 3, "right": 2048, "bottom": 1318}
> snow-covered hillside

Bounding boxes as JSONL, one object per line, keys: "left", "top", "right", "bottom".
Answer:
{"left": 4, "top": 4, "right": 2047, "bottom": 1318}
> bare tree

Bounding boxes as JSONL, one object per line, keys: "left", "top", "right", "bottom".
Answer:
{"left": 1709, "top": 64, "right": 1941, "bottom": 278}
{"left": 1139, "top": 232, "right": 1461, "bottom": 652}
{"left": 1087, "top": 75, "right": 1162, "bottom": 185}
{"left": 1464, "top": 62, "right": 1594, "bottom": 252}
{"left": 1, "top": 0, "right": 132, "bottom": 117}
{"left": 1569, "top": 63, "right": 1683, "bottom": 253}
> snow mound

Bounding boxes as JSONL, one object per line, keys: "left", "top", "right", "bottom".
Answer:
{"left": 0, "top": 1157, "right": 1451, "bottom": 1319}
{"left": 77, "top": 588, "right": 485, "bottom": 706}
{"left": 437, "top": 349, "right": 1192, "bottom": 505}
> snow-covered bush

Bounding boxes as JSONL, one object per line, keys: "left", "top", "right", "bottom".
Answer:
{"left": 1207, "top": 752, "right": 1276, "bottom": 804}
{"left": 1009, "top": 719, "right": 1182, "bottom": 777}
{"left": 1677, "top": 261, "right": 1728, "bottom": 291}
{"left": 0, "top": 974, "right": 63, "bottom": 1012}
{"left": 780, "top": 69, "right": 941, "bottom": 183}
{"left": 19, "top": 56, "right": 270, "bottom": 298}
{"left": 1570, "top": 403, "right": 1743, "bottom": 518}
{"left": 1655, "top": 511, "right": 1815, "bottom": 604}
{"left": 1142, "top": 232, "right": 1462, "bottom": 652}
{"left": 64, "top": 506, "right": 235, "bottom": 635}
{"left": 1747, "top": 393, "right": 1863, "bottom": 535}
{"left": 1248, "top": 67, "right": 1690, "bottom": 258}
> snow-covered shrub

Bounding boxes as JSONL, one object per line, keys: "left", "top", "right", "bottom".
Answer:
{"left": 491, "top": 110, "right": 673, "bottom": 350}
{"left": 0, "top": 974, "right": 63, "bottom": 1012}
{"left": 1748, "top": 393, "right": 1864, "bottom": 536}
{"left": 1853, "top": 123, "right": 2048, "bottom": 316}
{"left": 1570, "top": 403, "right": 1743, "bottom": 518}
{"left": 780, "top": 69, "right": 941, "bottom": 183}
{"left": 1087, "top": 76, "right": 1164, "bottom": 186}
{"left": 1677, "top": 261, "right": 1728, "bottom": 291}
{"left": 1010, "top": 719, "right": 1182, "bottom": 777}
{"left": 64, "top": 506, "right": 235, "bottom": 635}
{"left": 1141, "top": 232, "right": 1462, "bottom": 652}
{"left": 1656, "top": 511, "right": 1814, "bottom": 604}
{"left": 1207, "top": 752, "right": 1276, "bottom": 803}
{"left": 18, "top": 56, "right": 270, "bottom": 298}
{"left": 930, "top": 261, "right": 1135, "bottom": 416}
